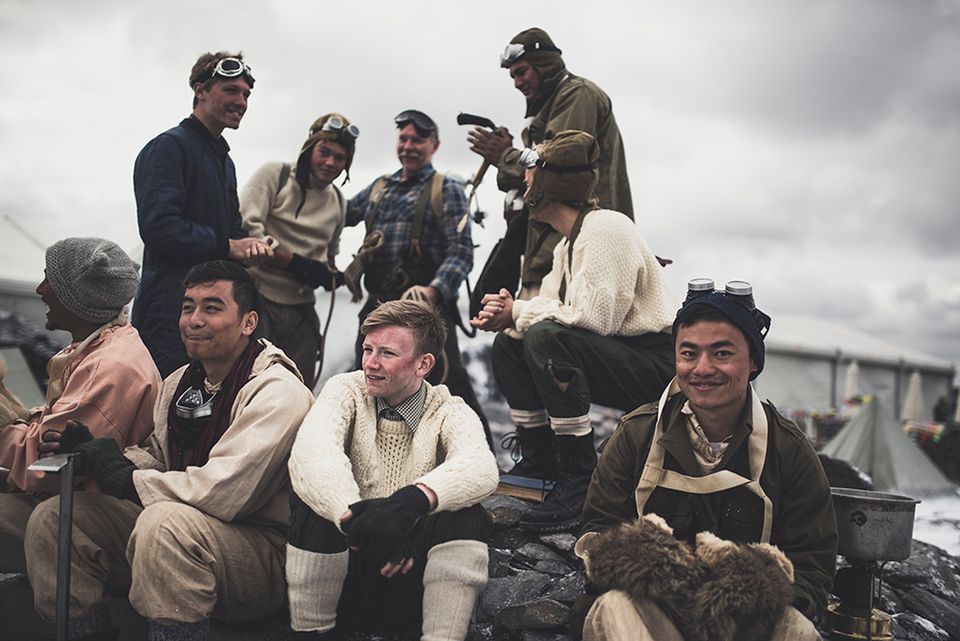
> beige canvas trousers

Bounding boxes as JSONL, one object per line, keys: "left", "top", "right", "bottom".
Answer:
{"left": 23, "top": 492, "right": 286, "bottom": 624}
{"left": 583, "top": 590, "right": 822, "bottom": 641}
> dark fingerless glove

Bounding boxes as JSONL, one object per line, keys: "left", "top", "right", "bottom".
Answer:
{"left": 58, "top": 421, "right": 93, "bottom": 453}
{"left": 73, "top": 438, "right": 137, "bottom": 499}
{"left": 287, "top": 254, "right": 344, "bottom": 291}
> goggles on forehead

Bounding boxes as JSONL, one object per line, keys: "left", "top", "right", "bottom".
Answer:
{"left": 684, "top": 279, "right": 756, "bottom": 309}
{"left": 316, "top": 116, "right": 360, "bottom": 139}
{"left": 518, "top": 147, "right": 597, "bottom": 173}
{"left": 205, "top": 57, "right": 255, "bottom": 85}
{"left": 174, "top": 386, "right": 217, "bottom": 420}
{"left": 394, "top": 109, "right": 436, "bottom": 136}
{"left": 500, "top": 41, "right": 563, "bottom": 67}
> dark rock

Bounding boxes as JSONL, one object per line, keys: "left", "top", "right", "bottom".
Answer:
{"left": 491, "top": 526, "right": 535, "bottom": 551}
{"left": 495, "top": 599, "right": 568, "bottom": 631}
{"left": 516, "top": 542, "right": 568, "bottom": 564}
{"left": 483, "top": 495, "right": 528, "bottom": 530}
{"left": 900, "top": 588, "right": 960, "bottom": 640}
{"left": 533, "top": 561, "right": 574, "bottom": 576}
{"left": 490, "top": 548, "right": 514, "bottom": 578}
{"left": 885, "top": 541, "right": 960, "bottom": 603}
{"left": 541, "top": 572, "right": 586, "bottom": 604}
{"left": 479, "top": 572, "right": 554, "bottom": 622}
{"left": 819, "top": 454, "right": 874, "bottom": 490}
{"left": 538, "top": 533, "right": 577, "bottom": 555}
{"left": 893, "top": 612, "right": 950, "bottom": 641}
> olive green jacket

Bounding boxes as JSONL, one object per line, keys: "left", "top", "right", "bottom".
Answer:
{"left": 496, "top": 73, "right": 634, "bottom": 296}
{"left": 581, "top": 393, "right": 838, "bottom": 623}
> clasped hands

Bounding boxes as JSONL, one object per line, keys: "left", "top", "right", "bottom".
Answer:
{"left": 469, "top": 288, "right": 514, "bottom": 332}
{"left": 339, "top": 484, "right": 435, "bottom": 578}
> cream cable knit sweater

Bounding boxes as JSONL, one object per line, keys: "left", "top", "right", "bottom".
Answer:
{"left": 289, "top": 371, "right": 498, "bottom": 528}
{"left": 511, "top": 209, "right": 678, "bottom": 337}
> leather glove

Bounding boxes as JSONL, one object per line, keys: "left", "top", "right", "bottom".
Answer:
{"left": 73, "top": 438, "right": 137, "bottom": 498}
{"left": 346, "top": 485, "right": 431, "bottom": 570}
{"left": 287, "top": 254, "right": 344, "bottom": 291}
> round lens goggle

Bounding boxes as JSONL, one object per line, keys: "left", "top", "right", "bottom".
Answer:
{"left": 499, "top": 40, "right": 563, "bottom": 67}
{"left": 684, "top": 279, "right": 757, "bottom": 310}
{"left": 209, "top": 57, "right": 255, "bottom": 84}
{"left": 319, "top": 116, "right": 360, "bottom": 139}
{"left": 394, "top": 110, "right": 436, "bottom": 136}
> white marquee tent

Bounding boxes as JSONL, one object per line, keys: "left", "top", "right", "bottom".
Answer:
{"left": 753, "top": 314, "right": 955, "bottom": 421}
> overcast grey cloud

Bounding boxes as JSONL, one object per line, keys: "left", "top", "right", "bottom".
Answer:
{"left": 1, "top": 0, "right": 958, "bottom": 377}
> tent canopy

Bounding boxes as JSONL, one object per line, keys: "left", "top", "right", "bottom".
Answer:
{"left": 821, "top": 396, "right": 957, "bottom": 498}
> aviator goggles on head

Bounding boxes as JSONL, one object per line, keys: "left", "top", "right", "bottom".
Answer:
{"left": 174, "top": 386, "right": 217, "bottom": 420}
{"left": 684, "top": 278, "right": 758, "bottom": 310}
{"left": 318, "top": 115, "right": 360, "bottom": 139}
{"left": 202, "top": 57, "right": 255, "bottom": 86}
{"left": 518, "top": 147, "right": 597, "bottom": 174}
{"left": 394, "top": 109, "right": 437, "bottom": 137}
{"left": 500, "top": 41, "right": 563, "bottom": 67}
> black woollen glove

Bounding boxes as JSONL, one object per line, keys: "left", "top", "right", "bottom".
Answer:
{"left": 346, "top": 485, "right": 431, "bottom": 571}
{"left": 287, "top": 254, "right": 344, "bottom": 291}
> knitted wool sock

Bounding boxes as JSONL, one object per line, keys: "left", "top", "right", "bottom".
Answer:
{"left": 421, "top": 540, "right": 489, "bottom": 641}
{"left": 147, "top": 619, "right": 210, "bottom": 641}
{"left": 550, "top": 414, "right": 592, "bottom": 437}
{"left": 287, "top": 544, "right": 348, "bottom": 633}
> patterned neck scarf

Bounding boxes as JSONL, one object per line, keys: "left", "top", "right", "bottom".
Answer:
{"left": 166, "top": 340, "right": 264, "bottom": 470}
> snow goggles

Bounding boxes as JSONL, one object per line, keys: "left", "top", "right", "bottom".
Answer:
{"left": 320, "top": 116, "right": 360, "bottom": 139}
{"left": 518, "top": 146, "right": 596, "bottom": 173}
{"left": 394, "top": 110, "right": 436, "bottom": 136}
{"left": 684, "top": 279, "right": 757, "bottom": 310}
{"left": 206, "top": 57, "right": 255, "bottom": 85}
{"left": 500, "top": 41, "right": 562, "bottom": 67}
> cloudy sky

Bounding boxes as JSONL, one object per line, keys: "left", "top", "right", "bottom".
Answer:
{"left": 1, "top": 0, "right": 958, "bottom": 374}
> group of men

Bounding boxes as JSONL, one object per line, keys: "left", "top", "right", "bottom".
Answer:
{"left": 0, "top": 26, "right": 838, "bottom": 641}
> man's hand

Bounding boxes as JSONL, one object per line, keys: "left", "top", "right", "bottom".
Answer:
{"left": 228, "top": 237, "right": 274, "bottom": 267}
{"left": 467, "top": 127, "right": 513, "bottom": 165}
{"left": 72, "top": 438, "right": 137, "bottom": 499}
{"left": 401, "top": 285, "right": 438, "bottom": 306}
{"left": 343, "top": 485, "right": 434, "bottom": 577}
{"left": 39, "top": 419, "right": 93, "bottom": 457}
{"left": 287, "top": 254, "right": 344, "bottom": 290}
{"left": 470, "top": 288, "right": 515, "bottom": 332}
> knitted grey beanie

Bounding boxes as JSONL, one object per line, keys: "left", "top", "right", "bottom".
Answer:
{"left": 45, "top": 237, "right": 141, "bottom": 324}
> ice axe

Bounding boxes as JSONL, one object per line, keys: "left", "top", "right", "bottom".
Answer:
{"left": 457, "top": 112, "right": 502, "bottom": 232}
{"left": 29, "top": 452, "right": 83, "bottom": 641}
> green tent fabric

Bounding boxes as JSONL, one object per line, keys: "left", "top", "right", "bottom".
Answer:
{"left": 822, "top": 396, "right": 957, "bottom": 498}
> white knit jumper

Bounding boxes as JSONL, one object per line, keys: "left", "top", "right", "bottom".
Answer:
{"left": 289, "top": 371, "right": 498, "bottom": 529}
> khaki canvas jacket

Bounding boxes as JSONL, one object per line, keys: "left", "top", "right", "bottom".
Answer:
{"left": 581, "top": 393, "right": 838, "bottom": 622}
{"left": 496, "top": 73, "right": 634, "bottom": 294}
{"left": 125, "top": 340, "right": 314, "bottom": 531}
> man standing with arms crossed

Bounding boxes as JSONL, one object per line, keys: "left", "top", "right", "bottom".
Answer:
{"left": 133, "top": 51, "right": 272, "bottom": 377}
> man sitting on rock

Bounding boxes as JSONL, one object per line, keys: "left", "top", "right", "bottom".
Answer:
{"left": 472, "top": 131, "right": 677, "bottom": 533}
{"left": 0, "top": 237, "right": 159, "bottom": 572}
{"left": 576, "top": 280, "right": 838, "bottom": 640}
{"left": 22, "top": 260, "right": 314, "bottom": 641}
{"left": 287, "top": 299, "right": 498, "bottom": 641}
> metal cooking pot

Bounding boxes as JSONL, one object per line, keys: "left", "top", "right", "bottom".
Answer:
{"left": 831, "top": 488, "right": 920, "bottom": 561}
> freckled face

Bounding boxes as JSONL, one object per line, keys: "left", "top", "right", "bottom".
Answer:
{"left": 361, "top": 325, "right": 433, "bottom": 406}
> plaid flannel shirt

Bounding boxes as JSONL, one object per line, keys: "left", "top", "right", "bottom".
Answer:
{"left": 346, "top": 165, "right": 473, "bottom": 303}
